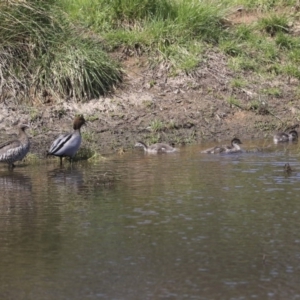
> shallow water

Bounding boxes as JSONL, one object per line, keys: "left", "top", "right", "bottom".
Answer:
{"left": 0, "top": 140, "right": 300, "bottom": 299}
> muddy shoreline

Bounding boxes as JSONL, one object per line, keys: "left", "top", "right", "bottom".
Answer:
{"left": 1, "top": 52, "right": 299, "bottom": 160}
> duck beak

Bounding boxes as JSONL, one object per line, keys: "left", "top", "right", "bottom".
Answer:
{"left": 21, "top": 124, "right": 30, "bottom": 129}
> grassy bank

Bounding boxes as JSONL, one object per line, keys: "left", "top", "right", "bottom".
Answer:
{"left": 58, "top": 0, "right": 300, "bottom": 77}
{"left": 0, "top": 0, "right": 122, "bottom": 103}
{"left": 1, "top": 0, "right": 300, "bottom": 103}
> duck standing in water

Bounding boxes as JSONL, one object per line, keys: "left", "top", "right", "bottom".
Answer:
{"left": 0, "top": 124, "right": 30, "bottom": 169}
{"left": 273, "top": 130, "right": 298, "bottom": 144}
{"left": 135, "top": 141, "right": 177, "bottom": 153}
{"left": 47, "top": 115, "right": 86, "bottom": 165}
{"left": 201, "top": 138, "right": 243, "bottom": 154}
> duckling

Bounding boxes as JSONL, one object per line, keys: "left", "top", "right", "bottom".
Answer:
{"left": 135, "top": 141, "right": 177, "bottom": 154}
{"left": 201, "top": 138, "right": 243, "bottom": 154}
{"left": 47, "top": 115, "right": 86, "bottom": 165}
{"left": 284, "top": 163, "right": 293, "bottom": 174}
{"left": 273, "top": 130, "right": 298, "bottom": 144}
{"left": 0, "top": 124, "right": 30, "bottom": 169}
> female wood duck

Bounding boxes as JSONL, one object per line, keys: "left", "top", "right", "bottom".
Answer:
{"left": 273, "top": 130, "right": 298, "bottom": 143}
{"left": 47, "top": 115, "right": 86, "bottom": 165}
{"left": 0, "top": 124, "right": 30, "bottom": 169}
{"left": 135, "top": 141, "right": 177, "bottom": 153}
{"left": 201, "top": 138, "right": 243, "bottom": 154}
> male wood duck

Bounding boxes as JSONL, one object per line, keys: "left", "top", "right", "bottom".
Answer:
{"left": 201, "top": 138, "right": 243, "bottom": 154}
{"left": 0, "top": 124, "right": 30, "bottom": 169}
{"left": 135, "top": 141, "right": 177, "bottom": 153}
{"left": 273, "top": 130, "right": 298, "bottom": 143}
{"left": 47, "top": 115, "right": 86, "bottom": 165}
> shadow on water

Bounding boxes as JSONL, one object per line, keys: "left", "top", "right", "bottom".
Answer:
{"left": 0, "top": 140, "right": 299, "bottom": 299}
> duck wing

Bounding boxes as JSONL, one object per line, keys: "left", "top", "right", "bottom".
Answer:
{"left": 0, "top": 139, "right": 21, "bottom": 154}
{"left": 274, "top": 132, "right": 289, "bottom": 143}
{"left": 201, "top": 145, "right": 226, "bottom": 154}
{"left": 48, "top": 133, "right": 72, "bottom": 155}
{"left": 150, "top": 143, "right": 175, "bottom": 153}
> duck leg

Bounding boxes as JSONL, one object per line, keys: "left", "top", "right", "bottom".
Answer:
{"left": 8, "top": 163, "right": 15, "bottom": 170}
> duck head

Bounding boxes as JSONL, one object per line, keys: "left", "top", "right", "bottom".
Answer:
{"left": 73, "top": 115, "right": 86, "bottom": 130}
{"left": 288, "top": 130, "right": 298, "bottom": 140}
{"left": 231, "top": 138, "right": 242, "bottom": 146}
{"left": 18, "top": 124, "right": 30, "bottom": 133}
{"left": 135, "top": 141, "right": 147, "bottom": 149}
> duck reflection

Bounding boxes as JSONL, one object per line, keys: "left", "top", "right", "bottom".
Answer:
{"left": 0, "top": 171, "right": 32, "bottom": 212}
{"left": 47, "top": 164, "right": 117, "bottom": 199}
{"left": 47, "top": 166, "right": 85, "bottom": 193}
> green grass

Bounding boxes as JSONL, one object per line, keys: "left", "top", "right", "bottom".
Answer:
{"left": 59, "top": 0, "right": 227, "bottom": 72}
{"left": 0, "top": 0, "right": 122, "bottom": 103}
{"left": 149, "top": 119, "right": 164, "bottom": 132}
{"left": 1, "top": 0, "right": 300, "bottom": 103}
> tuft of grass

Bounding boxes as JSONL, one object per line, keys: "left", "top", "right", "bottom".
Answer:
{"left": 219, "top": 40, "right": 243, "bottom": 57}
{"left": 230, "top": 78, "right": 247, "bottom": 88}
{"left": 227, "top": 96, "right": 242, "bottom": 109}
{"left": 76, "top": 147, "right": 104, "bottom": 161}
{"left": 228, "top": 55, "right": 258, "bottom": 72}
{"left": 258, "top": 14, "right": 290, "bottom": 36}
{"left": 275, "top": 32, "right": 297, "bottom": 50}
{"left": 147, "top": 133, "right": 161, "bottom": 145}
{"left": 282, "top": 64, "right": 300, "bottom": 80}
{"left": 149, "top": 119, "right": 164, "bottom": 132}
{"left": 87, "top": 152, "right": 106, "bottom": 162}
{"left": 0, "top": 0, "right": 122, "bottom": 103}
{"left": 262, "top": 87, "right": 282, "bottom": 98}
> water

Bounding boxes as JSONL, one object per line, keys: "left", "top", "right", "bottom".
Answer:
{"left": 0, "top": 140, "right": 300, "bottom": 299}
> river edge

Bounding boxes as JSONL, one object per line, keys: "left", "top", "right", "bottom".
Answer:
{"left": 0, "top": 52, "right": 299, "bottom": 162}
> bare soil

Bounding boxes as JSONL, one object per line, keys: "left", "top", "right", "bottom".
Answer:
{"left": 0, "top": 46, "right": 299, "bottom": 159}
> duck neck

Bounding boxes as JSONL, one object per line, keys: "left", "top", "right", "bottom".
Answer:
{"left": 138, "top": 142, "right": 148, "bottom": 150}
{"left": 18, "top": 128, "right": 29, "bottom": 144}
{"left": 233, "top": 144, "right": 241, "bottom": 150}
{"left": 73, "top": 128, "right": 81, "bottom": 135}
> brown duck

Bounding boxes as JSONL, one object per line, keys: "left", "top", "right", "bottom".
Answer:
{"left": 0, "top": 124, "right": 30, "bottom": 169}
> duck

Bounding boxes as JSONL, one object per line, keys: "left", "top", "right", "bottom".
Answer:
{"left": 284, "top": 163, "right": 293, "bottom": 174}
{"left": 273, "top": 130, "right": 298, "bottom": 143}
{"left": 135, "top": 141, "right": 177, "bottom": 153}
{"left": 0, "top": 124, "right": 30, "bottom": 169}
{"left": 201, "top": 138, "right": 243, "bottom": 154}
{"left": 47, "top": 115, "right": 86, "bottom": 165}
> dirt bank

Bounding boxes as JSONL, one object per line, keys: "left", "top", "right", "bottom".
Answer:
{"left": 0, "top": 48, "right": 299, "bottom": 159}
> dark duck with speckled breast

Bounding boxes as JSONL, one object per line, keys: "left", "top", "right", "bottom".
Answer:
{"left": 47, "top": 115, "right": 86, "bottom": 165}
{"left": 0, "top": 124, "right": 30, "bottom": 169}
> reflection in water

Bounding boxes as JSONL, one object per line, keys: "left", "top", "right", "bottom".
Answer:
{"left": 0, "top": 142, "right": 300, "bottom": 299}
{"left": 47, "top": 165, "right": 116, "bottom": 198}
{"left": 0, "top": 171, "right": 32, "bottom": 214}
{"left": 47, "top": 165, "right": 84, "bottom": 192}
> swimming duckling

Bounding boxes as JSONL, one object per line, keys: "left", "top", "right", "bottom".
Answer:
{"left": 47, "top": 115, "right": 86, "bottom": 165}
{"left": 273, "top": 130, "right": 298, "bottom": 144}
{"left": 201, "top": 138, "right": 243, "bottom": 154}
{"left": 284, "top": 163, "right": 293, "bottom": 174}
{"left": 135, "top": 141, "right": 177, "bottom": 154}
{"left": 0, "top": 124, "right": 30, "bottom": 169}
